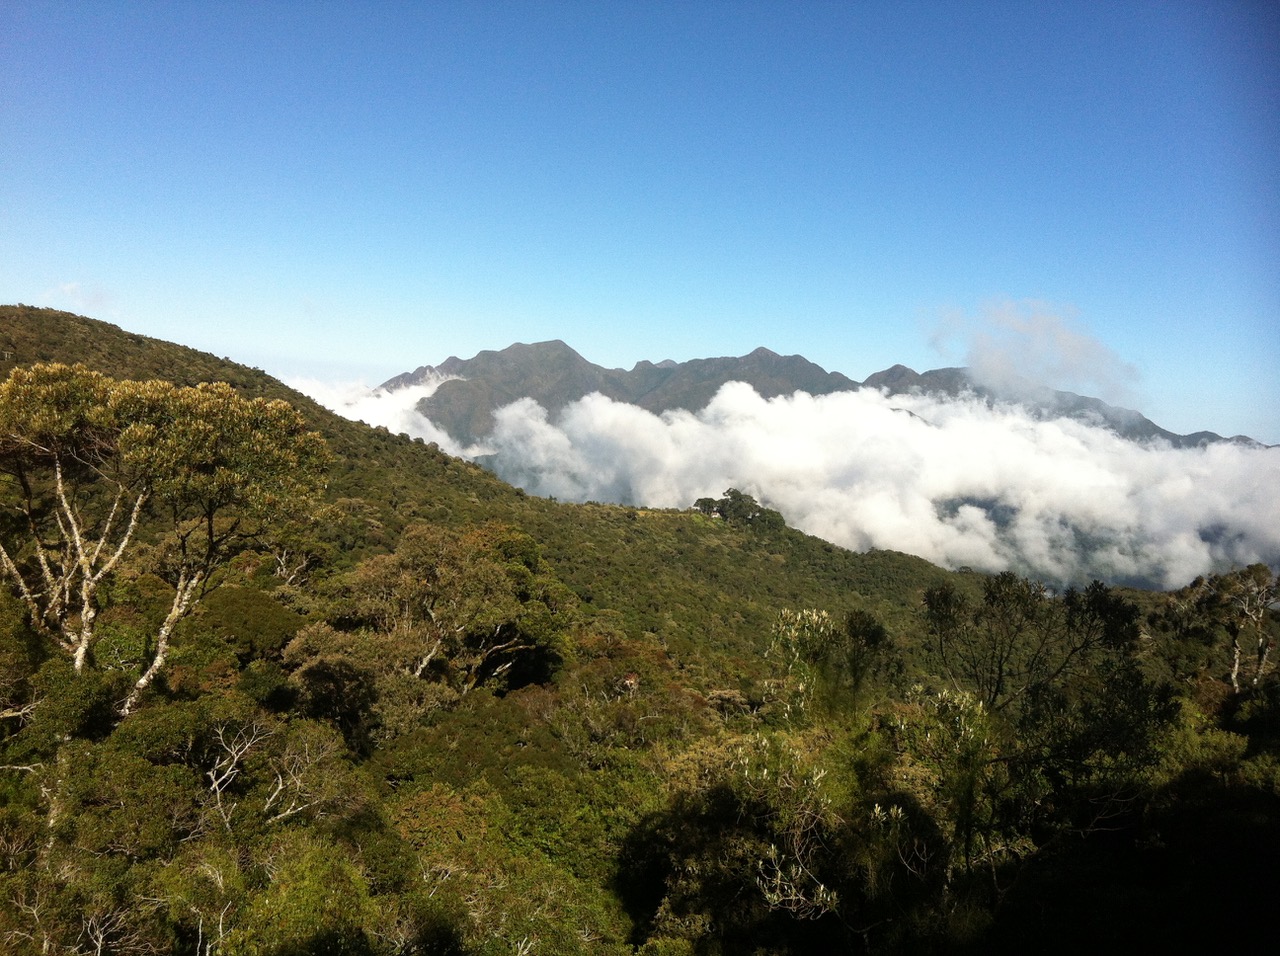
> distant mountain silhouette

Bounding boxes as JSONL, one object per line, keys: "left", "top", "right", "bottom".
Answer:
{"left": 384, "top": 341, "right": 857, "bottom": 446}
{"left": 383, "top": 342, "right": 1263, "bottom": 449}
{"left": 862, "top": 365, "right": 1255, "bottom": 449}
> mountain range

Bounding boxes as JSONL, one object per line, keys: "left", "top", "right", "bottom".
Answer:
{"left": 382, "top": 341, "right": 857, "bottom": 448}
{"left": 384, "top": 340, "right": 1257, "bottom": 449}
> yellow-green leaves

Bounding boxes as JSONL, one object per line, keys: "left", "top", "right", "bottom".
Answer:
{"left": 0, "top": 362, "right": 329, "bottom": 714}
{"left": 0, "top": 362, "right": 117, "bottom": 465}
{"left": 115, "top": 379, "right": 329, "bottom": 518}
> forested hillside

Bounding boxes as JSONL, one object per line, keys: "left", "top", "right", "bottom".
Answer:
{"left": 1, "top": 306, "right": 1277, "bottom": 955}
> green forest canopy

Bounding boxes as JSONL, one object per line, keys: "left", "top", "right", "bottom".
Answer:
{"left": 0, "top": 306, "right": 1277, "bottom": 955}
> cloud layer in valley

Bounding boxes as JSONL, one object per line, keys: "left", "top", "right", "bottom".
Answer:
{"left": 288, "top": 373, "right": 464, "bottom": 451}
{"left": 299, "top": 376, "right": 1279, "bottom": 591}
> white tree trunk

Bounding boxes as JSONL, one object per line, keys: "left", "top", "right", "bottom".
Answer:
{"left": 120, "top": 570, "right": 203, "bottom": 715}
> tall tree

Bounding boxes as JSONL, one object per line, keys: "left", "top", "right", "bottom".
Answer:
{"left": 0, "top": 363, "right": 329, "bottom": 713}
{"left": 1155, "top": 565, "right": 1279, "bottom": 694}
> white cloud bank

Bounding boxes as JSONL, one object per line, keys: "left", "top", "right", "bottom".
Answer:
{"left": 294, "top": 376, "right": 1279, "bottom": 591}
{"left": 287, "top": 373, "right": 466, "bottom": 453}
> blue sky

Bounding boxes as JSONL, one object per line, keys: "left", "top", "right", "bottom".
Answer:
{"left": 2, "top": 1, "right": 1277, "bottom": 442}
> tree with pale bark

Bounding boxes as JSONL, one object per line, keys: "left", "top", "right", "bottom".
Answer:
{"left": 1158, "top": 564, "right": 1278, "bottom": 695}
{"left": 0, "top": 363, "right": 328, "bottom": 714}
{"left": 282, "top": 522, "right": 576, "bottom": 744}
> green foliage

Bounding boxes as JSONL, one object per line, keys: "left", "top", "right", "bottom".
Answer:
{"left": 1147, "top": 564, "right": 1279, "bottom": 702}
{"left": 2, "top": 305, "right": 1278, "bottom": 953}
{"left": 694, "top": 487, "right": 786, "bottom": 532}
{"left": 330, "top": 522, "right": 575, "bottom": 697}
{"left": 17, "top": 656, "right": 133, "bottom": 750}
{"left": 221, "top": 833, "right": 377, "bottom": 956}
{"left": 765, "top": 607, "right": 896, "bottom": 723}
{"left": 391, "top": 779, "right": 635, "bottom": 953}
{"left": 623, "top": 727, "right": 911, "bottom": 954}
{"left": 0, "top": 360, "right": 329, "bottom": 718}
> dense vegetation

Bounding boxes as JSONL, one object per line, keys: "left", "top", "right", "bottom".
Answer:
{"left": 1, "top": 306, "right": 1277, "bottom": 954}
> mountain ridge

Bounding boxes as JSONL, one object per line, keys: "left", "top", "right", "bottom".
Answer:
{"left": 383, "top": 340, "right": 1260, "bottom": 449}
{"left": 862, "top": 364, "right": 1256, "bottom": 449}
{"left": 384, "top": 340, "right": 859, "bottom": 446}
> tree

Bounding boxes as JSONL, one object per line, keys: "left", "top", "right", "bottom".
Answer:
{"left": 921, "top": 574, "right": 1175, "bottom": 844}
{"left": 692, "top": 488, "right": 786, "bottom": 531}
{"left": 314, "top": 523, "right": 575, "bottom": 710}
{"left": 0, "top": 363, "right": 329, "bottom": 714}
{"left": 1209, "top": 565, "right": 1276, "bottom": 694}
{"left": 620, "top": 731, "right": 848, "bottom": 953}
{"left": 923, "top": 573, "right": 1136, "bottom": 714}
{"left": 1153, "top": 565, "right": 1278, "bottom": 695}
{"left": 0, "top": 364, "right": 134, "bottom": 673}
{"left": 765, "top": 608, "right": 892, "bottom": 721}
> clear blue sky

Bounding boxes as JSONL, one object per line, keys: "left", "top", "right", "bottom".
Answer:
{"left": 2, "top": 1, "right": 1277, "bottom": 442}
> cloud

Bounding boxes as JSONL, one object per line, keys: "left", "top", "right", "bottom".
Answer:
{"left": 298, "top": 371, "right": 1279, "bottom": 590}
{"left": 933, "top": 301, "right": 1141, "bottom": 406}
{"left": 287, "top": 373, "right": 467, "bottom": 454}
{"left": 481, "top": 384, "right": 1279, "bottom": 590}
{"left": 45, "top": 281, "right": 116, "bottom": 315}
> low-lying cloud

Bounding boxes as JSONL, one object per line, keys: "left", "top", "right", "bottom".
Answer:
{"left": 298, "top": 376, "right": 1279, "bottom": 591}
{"left": 288, "top": 373, "right": 464, "bottom": 451}
{"left": 933, "top": 301, "right": 1141, "bottom": 407}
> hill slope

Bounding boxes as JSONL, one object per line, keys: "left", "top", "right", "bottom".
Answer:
{"left": 4, "top": 305, "right": 1275, "bottom": 954}
{"left": 0, "top": 305, "right": 952, "bottom": 676}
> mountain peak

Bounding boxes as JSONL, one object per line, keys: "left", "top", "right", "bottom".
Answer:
{"left": 861, "top": 364, "right": 922, "bottom": 389}
{"left": 386, "top": 342, "right": 857, "bottom": 445}
{"left": 500, "top": 339, "right": 577, "bottom": 356}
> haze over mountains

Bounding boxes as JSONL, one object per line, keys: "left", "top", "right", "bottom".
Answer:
{"left": 383, "top": 340, "right": 1252, "bottom": 449}
{"left": 306, "top": 339, "right": 1280, "bottom": 591}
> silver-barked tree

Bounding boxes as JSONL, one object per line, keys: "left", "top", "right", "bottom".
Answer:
{"left": 0, "top": 363, "right": 328, "bottom": 714}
